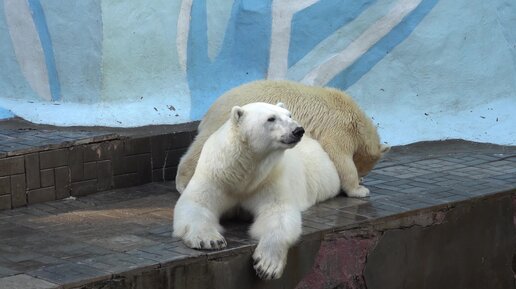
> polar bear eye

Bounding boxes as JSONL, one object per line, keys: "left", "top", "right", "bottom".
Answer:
{"left": 267, "top": 117, "right": 276, "bottom": 122}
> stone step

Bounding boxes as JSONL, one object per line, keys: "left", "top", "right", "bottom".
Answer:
{"left": 0, "top": 140, "right": 514, "bottom": 289}
{"left": 0, "top": 118, "right": 197, "bottom": 210}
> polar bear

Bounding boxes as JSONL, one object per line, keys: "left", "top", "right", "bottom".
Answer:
{"left": 176, "top": 80, "right": 389, "bottom": 198}
{"left": 173, "top": 102, "right": 340, "bottom": 280}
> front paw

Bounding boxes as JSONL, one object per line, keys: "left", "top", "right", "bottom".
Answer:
{"left": 252, "top": 245, "right": 287, "bottom": 280}
{"left": 347, "top": 185, "right": 370, "bottom": 198}
{"left": 182, "top": 228, "right": 227, "bottom": 250}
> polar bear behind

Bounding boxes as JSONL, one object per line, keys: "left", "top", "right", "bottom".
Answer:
{"left": 173, "top": 102, "right": 340, "bottom": 280}
{"left": 176, "top": 80, "right": 389, "bottom": 199}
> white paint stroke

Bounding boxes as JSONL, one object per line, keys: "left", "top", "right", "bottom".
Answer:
{"left": 301, "top": 0, "right": 422, "bottom": 85}
{"left": 4, "top": 0, "right": 52, "bottom": 101}
{"left": 267, "top": 0, "right": 319, "bottom": 80}
{"left": 207, "top": 0, "right": 233, "bottom": 60}
{"left": 286, "top": 0, "right": 394, "bottom": 82}
{"left": 177, "top": 0, "right": 193, "bottom": 72}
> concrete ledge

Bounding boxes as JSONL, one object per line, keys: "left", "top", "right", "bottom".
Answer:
{"left": 0, "top": 118, "right": 198, "bottom": 210}
{"left": 0, "top": 140, "right": 514, "bottom": 288}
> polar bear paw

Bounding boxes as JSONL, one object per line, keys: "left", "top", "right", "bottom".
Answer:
{"left": 175, "top": 180, "right": 186, "bottom": 194}
{"left": 347, "top": 185, "right": 370, "bottom": 198}
{"left": 252, "top": 245, "right": 287, "bottom": 280}
{"left": 182, "top": 227, "right": 227, "bottom": 250}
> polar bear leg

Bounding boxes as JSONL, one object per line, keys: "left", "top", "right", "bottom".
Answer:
{"left": 336, "top": 155, "right": 370, "bottom": 198}
{"left": 173, "top": 189, "right": 235, "bottom": 250}
{"left": 248, "top": 205, "right": 302, "bottom": 280}
{"left": 175, "top": 133, "right": 209, "bottom": 193}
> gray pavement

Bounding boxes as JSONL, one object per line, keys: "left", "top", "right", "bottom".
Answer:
{"left": 0, "top": 139, "right": 514, "bottom": 288}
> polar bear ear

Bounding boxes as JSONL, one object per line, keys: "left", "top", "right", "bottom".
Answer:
{"left": 380, "top": 144, "right": 390, "bottom": 154}
{"left": 231, "top": 106, "right": 244, "bottom": 124}
{"left": 276, "top": 102, "right": 286, "bottom": 109}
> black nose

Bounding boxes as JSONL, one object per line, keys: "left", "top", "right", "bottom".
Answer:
{"left": 293, "top": 127, "right": 305, "bottom": 138}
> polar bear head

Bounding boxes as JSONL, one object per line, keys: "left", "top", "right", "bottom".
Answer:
{"left": 230, "top": 102, "right": 305, "bottom": 153}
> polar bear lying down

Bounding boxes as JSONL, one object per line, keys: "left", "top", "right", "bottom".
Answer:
{"left": 173, "top": 102, "right": 341, "bottom": 280}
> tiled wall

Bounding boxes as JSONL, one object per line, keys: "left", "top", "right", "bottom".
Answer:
{"left": 0, "top": 131, "right": 194, "bottom": 210}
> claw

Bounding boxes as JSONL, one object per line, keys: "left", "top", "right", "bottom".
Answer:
{"left": 217, "top": 239, "right": 225, "bottom": 247}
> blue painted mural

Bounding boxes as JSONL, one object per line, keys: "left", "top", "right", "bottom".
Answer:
{"left": 187, "top": 0, "right": 273, "bottom": 119}
{"left": 0, "top": 0, "right": 515, "bottom": 145}
{"left": 27, "top": 0, "right": 61, "bottom": 101}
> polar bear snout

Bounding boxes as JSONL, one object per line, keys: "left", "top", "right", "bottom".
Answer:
{"left": 282, "top": 126, "right": 305, "bottom": 145}
{"left": 292, "top": 127, "right": 305, "bottom": 138}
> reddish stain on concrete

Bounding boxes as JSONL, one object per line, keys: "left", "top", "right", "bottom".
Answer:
{"left": 296, "top": 230, "right": 379, "bottom": 289}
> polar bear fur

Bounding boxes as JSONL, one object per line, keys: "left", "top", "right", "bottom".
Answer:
{"left": 176, "top": 80, "right": 389, "bottom": 197}
{"left": 173, "top": 102, "right": 340, "bottom": 280}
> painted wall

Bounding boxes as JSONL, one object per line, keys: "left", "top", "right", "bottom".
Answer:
{"left": 0, "top": 0, "right": 515, "bottom": 145}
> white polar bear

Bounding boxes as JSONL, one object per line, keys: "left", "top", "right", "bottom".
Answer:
{"left": 173, "top": 102, "right": 340, "bottom": 280}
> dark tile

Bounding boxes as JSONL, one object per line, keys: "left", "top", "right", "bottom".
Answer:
{"left": 113, "top": 173, "right": 139, "bottom": 189}
{"left": 122, "top": 155, "right": 138, "bottom": 174}
{"left": 24, "top": 153, "right": 40, "bottom": 190}
{"left": 10, "top": 174, "right": 26, "bottom": 208}
{"left": 95, "top": 142, "right": 114, "bottom": 161}
{"left": 28, "top": 262, "right": 110, "bottom": 287}
{"left": 0, "top": 177, "right": 10, "bottom": 195}
{"left": 71, "top": 180, "right": 97, "bottom": 197}
{"left": 169, "top": 131, "right": 193, "bottom": 150}
{"left": 83, "top": 162, "right": 97, "bottom": 180}
{"left": 152, "top": 167, "right": 177, "bottom": 182}
{"left": 83, "top": 144, "right": 101, "bottom": 162}
{"left": 0, "top": 194, "right": 10, "bottom": 210}
{"left": 137, "top": 154, "right": 152, "bottom": 184}
{"left": 0, "top": 265, "right": 19, "bottom": 278}
{"left": 150, "top": 135, "right": 170, "bottom": 169}
{"left": 124, "top": 137, "right": 151, "bottom": 155}
{"left": 68, "top": 146, "right": 84, "bottom": 164}
{"left": 27, "top": 187, "right": 55, "bottom": 204}
{"left": 168, "top": 243, "right": 205, "bottom": 257}
{"left": 97, "top": 160, "right": 113, "bottom": 191}
{"left": 79, "top": 252, "right": 157, "bottom": 275}
{"left": 318, "top": 196, "right": 369, "bottom": 210}
{"left": 164, "top": 149, "right": 187, "bottom": 168}
{"left": 54, "top": 166, "right": 71, "bottom": 199}
{"left": 301, "top": 219, "right": 333, "bottom": 232}
{"left": 81, "top": 142, "right": 115, "bottom": 162}
{"left": 68, "top": 146, "right": 84, "bottom": 182}
{"left": 39, "top": 149, "right": 68, "bottom": 169}
{"left": 69, "top": 162, "right": 84, "bottom": 183}
{"left": 40, "top": 169, "right": 54, "bottom": 188}
{"left": 0, "top": 156, "right": 24, "bottom": 177}
{"left": 109, "top": 141, "right": 125, "bottom": 176}
{"left": 304, "top": 206, "right": 341, "bottom": 218}
{"left": 4, "top": 143, "right": 35, "bottom": 155}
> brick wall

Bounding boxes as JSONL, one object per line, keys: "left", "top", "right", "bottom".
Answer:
{"left": 0, "top": 131, "right": 195, "bottom": 210}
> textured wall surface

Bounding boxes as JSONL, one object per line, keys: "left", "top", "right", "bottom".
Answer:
{"left": 1, "top": 0, "right": 515, "bottom": 145}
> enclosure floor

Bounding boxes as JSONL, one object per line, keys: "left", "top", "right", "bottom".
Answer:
{"left": 0, "top": 140, "right": 514, "bottom": 288}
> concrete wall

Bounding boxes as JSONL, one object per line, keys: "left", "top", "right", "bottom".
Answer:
{"left": 84, "top": 193, "right": 515, "bottom": 289}
{"left": 1, "top": 0, "right": 515, "bottom": 145}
